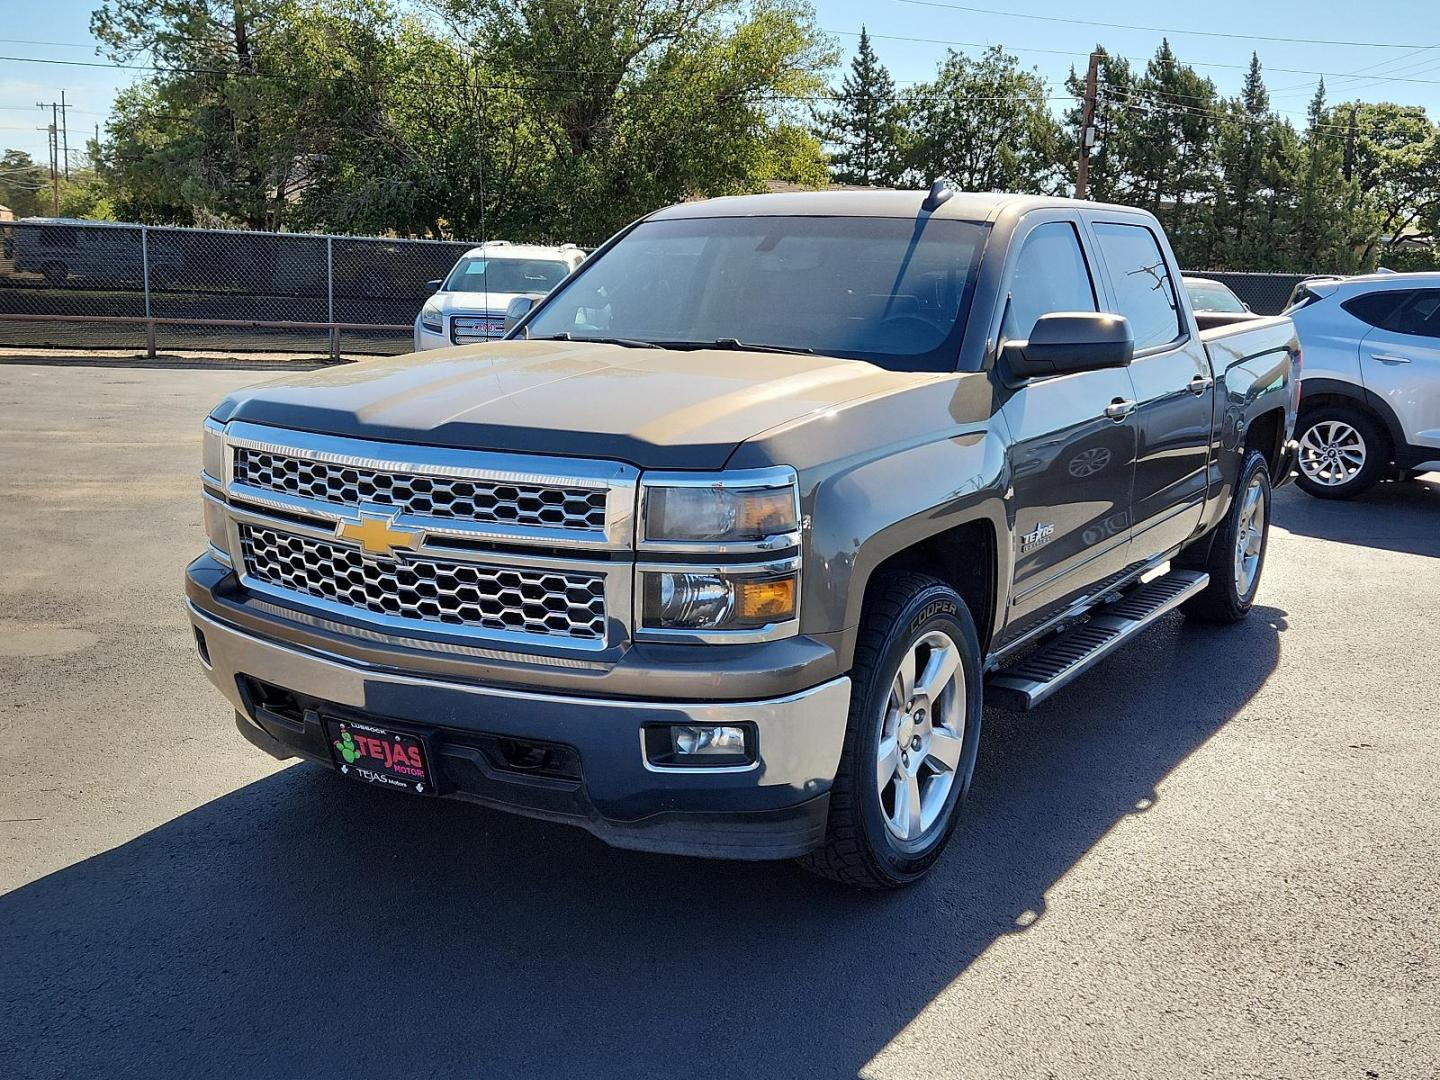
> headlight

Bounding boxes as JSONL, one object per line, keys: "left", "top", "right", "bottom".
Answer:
{"left": 419, "top": 300, "right": 443, "bottom": 334}
{"left": 639, "top": 563, "right": 799, "bottom": 635}
{"left": 640, "top": 468, "right": 799, "bottom": 546}
{"left": 201, "top": 418, "right": 230, "bottom": 562}
{"left": 202, "top": 417, "right": 225, "bottom": 482}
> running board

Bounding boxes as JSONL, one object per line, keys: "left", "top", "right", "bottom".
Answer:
{"left": 985, "top": 570, "right": 1209, "bottom": 711}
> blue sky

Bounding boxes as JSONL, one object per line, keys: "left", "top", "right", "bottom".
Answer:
{"left": 3, "top": 0, "right": 1438, "bottom": 167}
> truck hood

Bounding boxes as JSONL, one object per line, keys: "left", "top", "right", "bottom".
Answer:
{"left": 212, "top": 339, "right": 948, "bottom": 469}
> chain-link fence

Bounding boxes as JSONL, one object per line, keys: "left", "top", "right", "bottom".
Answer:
{"left": 0, "top": 219, "right": 1323, "bottom": 358}
{"left": 0, "top": 220, "right": 481, "bottom": 357}
{"left": 1185, "top": 271, "right": 1313, "bottom": 316}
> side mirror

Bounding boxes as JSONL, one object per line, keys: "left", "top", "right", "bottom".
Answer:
{"left": 503, "top": 295, "right": 537, "bottom": 334}
{"left": 1001, "top": 312, "right": 1134, "bottom": 381}
{"left": 425, "top": 278, "right": 443, "bottom": 294}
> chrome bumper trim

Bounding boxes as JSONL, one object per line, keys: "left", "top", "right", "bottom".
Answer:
{"left": 188, "top": 601, "right": 851, "bottom": 793}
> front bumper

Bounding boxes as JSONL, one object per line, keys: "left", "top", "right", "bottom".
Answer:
{"left": 412, "top": 318, "right": 448, "bottom": 352}
{"left": 187, "top": 598, "right": 850, "bottom": 861}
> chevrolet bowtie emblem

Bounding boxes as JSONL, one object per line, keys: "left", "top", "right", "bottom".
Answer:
{"left": 335, "top": 506, "right": 420, "bottom": 557}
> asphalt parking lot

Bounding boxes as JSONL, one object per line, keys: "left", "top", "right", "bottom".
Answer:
{"left": 2, "top": 359, "right": 1437, "bottom": 1080}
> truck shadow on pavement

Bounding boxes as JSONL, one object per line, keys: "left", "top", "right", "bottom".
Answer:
{"left": 1, "top": 608, "right": 1284, "bottom": 1080}
{"left": 1273, "top": 475, "right": 1439, "bottom": 559}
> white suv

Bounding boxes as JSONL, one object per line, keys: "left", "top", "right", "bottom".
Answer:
{"left": 1286, "top": 272, "right": 1440, "bottom": 498}
{"left": 414, "top": 242, "right": 585, "bottom": 351}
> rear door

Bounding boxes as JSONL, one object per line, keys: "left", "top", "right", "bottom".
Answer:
{"left": 996, "top": 215, "right": 1139, "bottom": 636}
{"left": 1357, "top": 288, "right": 1440, "bottom": 451}
{"left": 1087, "top": 217, "right": 1214, "bottom": 561}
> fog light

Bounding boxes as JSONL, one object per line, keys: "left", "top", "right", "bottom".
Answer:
{"left": 673, "top": 724, "right": 747, "bottom": 756}
{"left": 643, "top": 722, "right": 755, "bottom": 768}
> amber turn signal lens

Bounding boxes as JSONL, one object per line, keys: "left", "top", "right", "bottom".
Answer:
{"left": 735, "top": 576, "right": 796, "bottom": 620}
{"left": 735, "top": 488, "right": 799, "bottom": 536}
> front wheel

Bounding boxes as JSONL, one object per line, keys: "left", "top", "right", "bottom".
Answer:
{"left": 1180, "top": 450, "right": 1272, "bottom": 623}
{"left": 798, "top": 573, "right": 983, "bottom": 888}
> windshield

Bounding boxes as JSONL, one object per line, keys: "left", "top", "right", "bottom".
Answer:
{"left": 520, "top": 216, "right": 989, "bottom": 372}
{"left": 445, "top": 257, "right": 570, "bottom": 294}
{"left": 1185, "top": 281, "right": 1246, "bottom": 313}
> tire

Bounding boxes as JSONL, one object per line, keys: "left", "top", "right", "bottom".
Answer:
{"left": 798, "top": 573, "right": 983, "bottom": 888}
{"left": 1294, "top": 405, "right": 1388, "bottom": 499}
{"left": 1180, "top": 450, "right": 1272, "bottom": 624}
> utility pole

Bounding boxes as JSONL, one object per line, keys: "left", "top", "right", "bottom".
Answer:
{"left": 1076, "top": 51, "right": 1100, "bottom": 202}
{"left": 36, "top": 101, "right": 60, "bottom": 214}
{"left": 59, "top": 90, "right": 69, "bottom": 179}
{"left": 1343, "top": 105, "right": 1358, "bottom": 182}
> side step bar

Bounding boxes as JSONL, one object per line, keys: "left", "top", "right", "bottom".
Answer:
{"left": 985, "top": 570, "right": 1209, "bottom": 711}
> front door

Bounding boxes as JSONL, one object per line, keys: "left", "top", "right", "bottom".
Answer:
{"left": 997, "top": 218, "right": 1139, "bottom": 636}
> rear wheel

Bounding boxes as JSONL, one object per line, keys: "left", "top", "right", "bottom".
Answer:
{"left": 1294, "top": 405, "right": 1388, "bottom": 499}
{"left": 798, "top": 573, "right": 982, "bottom": 888}
{"left": 1180, "top": 450, "right": 1271, "bottom": 624}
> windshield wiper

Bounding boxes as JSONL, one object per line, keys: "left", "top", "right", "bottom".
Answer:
{"left": 663, "top": 338, "right": 816, "bottom": 356}
{"left": 536, "top": 332, "right": 661, "bottom": 349}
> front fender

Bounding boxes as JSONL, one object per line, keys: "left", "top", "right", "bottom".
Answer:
{"left": 728, "top": 374, "right": 1010, "bottom": 669}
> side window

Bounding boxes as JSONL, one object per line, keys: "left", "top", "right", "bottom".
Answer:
{"left": 1393, "top": 290, "right": 1440, "bottom": 339}
{"left": 1342, "top": 290, "right": 1411, "bottom": 330}
{"left": 1002, "top": 221, "right": 1097, "bottom": 341}
{"left": 1092, "top": 222, "right": 1183, "bottom": 352}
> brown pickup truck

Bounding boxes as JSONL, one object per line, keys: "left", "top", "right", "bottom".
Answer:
{"left": 187, "top": 187, "right": 1299, "bottom": 886}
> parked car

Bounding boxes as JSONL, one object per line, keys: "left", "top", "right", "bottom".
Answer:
{"left": 12, "top": 217, "right": 183, "bottom": 287}
{"left": 1284, "top": 271, "right": 1440, "bottom": 497}
{"left": 1183, "top": 276, "right": 1254, "bottom": 318}
{"left": 413, "top": 241, "right": 585, "bottom": 350}
{"left": 189, "top": 188, "right": 1298, "bottom": 887}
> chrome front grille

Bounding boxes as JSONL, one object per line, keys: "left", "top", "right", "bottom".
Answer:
{"left": 216, "top": 422, "right": 637, "bottom": 651}
{"left": 234, "top": 447, "right": 608, "bottom": 532}
{"left": 450, "top": 314, "right": 506, "bottom": 344}
{"left": 239, "top": 523, "right": 608, "bottom": 640}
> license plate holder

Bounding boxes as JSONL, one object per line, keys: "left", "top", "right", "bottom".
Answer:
{"left": 325, "top": 717, "right": 435, "bottom": 796}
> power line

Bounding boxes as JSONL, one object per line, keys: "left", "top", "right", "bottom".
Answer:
{"left": 891, "top": 0, "right": 1436, "bottom": 50}
{"left": 829, "top": 28, "right": 1440, "bottom": 87}
{"left": 1097, "top": 84, "right": 1416, "bottom": 142}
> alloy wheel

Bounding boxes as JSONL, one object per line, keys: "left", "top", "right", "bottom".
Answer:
{"left": 875, "top": 629, "right": 967, "bottom": 844}
{"left": 1298, "top": 420, "right": 1366, "bottom": 487}
{"left": 1233, "top": 474, "right": 1266, "bottom": 597}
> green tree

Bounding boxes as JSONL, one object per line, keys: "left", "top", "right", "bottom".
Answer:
{"left": 1107, "top": 41, "right": 1221, "bottom": 264}
{"left": 1292, "top": 82, "right": 1368, "bottom": 272}
{"left": 92, "top": 0, "right": 293, "bottom": 227}
{"left": 816, "top": 27, "right": 902, "bottom": 186}
{"left": 0, "top": 150, "right": 50, "bottom": 218}
{"left": 425, "top": 0, "right": 835, "bottom": 241}
{"left": 1212, "top": 54, "right": 1288, "bottom": 266}
{"left": 1344, "top": 101, "right": 1440, "bottom": 267}
{"left": 902, "top": 47, "right": 1063, "bottom": 193}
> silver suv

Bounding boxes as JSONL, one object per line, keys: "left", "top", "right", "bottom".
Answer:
{"left": 1286, "top": 272, "right": 1440, "bottom": 497}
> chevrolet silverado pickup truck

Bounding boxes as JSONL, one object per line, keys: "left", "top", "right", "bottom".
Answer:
{"left": 187, "top": 187, "right": 1299, "bottom": 887}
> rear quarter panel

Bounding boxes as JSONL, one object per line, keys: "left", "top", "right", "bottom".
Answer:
{"left": 1291, "top": 296, "right": 1364, "bottom": 386}
{"left": 1197, "top": 316, "right": 1299, "bottom": 531}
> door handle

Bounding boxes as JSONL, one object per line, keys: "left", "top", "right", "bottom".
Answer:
{"left": 1188, "top": 374, "right": 1214, "bottom": 394}
{"left": 1371, "top": 353, "right": 1411, "bottom": 364}
{"left": 1104, "top": 398, "right": 1136, "bottom": 421}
